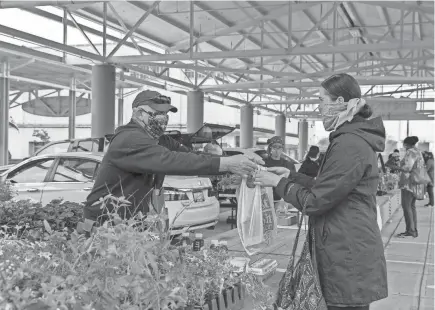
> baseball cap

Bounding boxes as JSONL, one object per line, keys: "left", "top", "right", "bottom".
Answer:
{"left": 267, "top": 136, "right": 284, "bottom": 146}
{"left": 132, "top": 90, "right": 178, "bottom": 113}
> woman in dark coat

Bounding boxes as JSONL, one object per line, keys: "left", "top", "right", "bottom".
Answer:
{"left": 254, "top": 73, "right": 388, "bottom": 310}
{"left": 299, "top": 145, "right": 321, "bottom": 178}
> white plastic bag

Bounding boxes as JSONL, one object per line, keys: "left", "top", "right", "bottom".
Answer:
{"left": 237, "top": 168, "right": 278, "bottom": 256}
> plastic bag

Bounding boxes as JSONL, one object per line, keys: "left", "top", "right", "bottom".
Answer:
{"left": 237, "top": 167, "right": 277, "bottom": 256}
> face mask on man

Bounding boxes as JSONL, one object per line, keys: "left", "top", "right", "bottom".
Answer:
{"left": 132, "top": 107, "right": 169, "bottom": 139}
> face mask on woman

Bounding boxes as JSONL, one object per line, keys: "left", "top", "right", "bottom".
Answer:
{"left": 320, "top": 96, "right": 366, "bottom": 132}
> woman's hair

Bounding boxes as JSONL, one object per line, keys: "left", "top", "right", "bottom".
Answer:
{"left": 321, "top": 73, "right": 373, "bottom": 119}
{"left": 403, "top": 136, "right": 419, "bottom": 146}
{"left": 306, "top": 146, "right": 320, "bottom": 159}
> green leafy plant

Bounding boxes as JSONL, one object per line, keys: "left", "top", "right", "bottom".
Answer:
{"left": 32, "top": 129, "right": 50, "bottom": 143}
{"left": 0, "top": 181, "right": 16, "bottom": 202}
{"left": 0, "top": 191, "right": 275, "bottom": 310}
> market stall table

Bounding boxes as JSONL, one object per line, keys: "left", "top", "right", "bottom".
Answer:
{"left": 207, "top": 190, "right": 402, "bottom": 291}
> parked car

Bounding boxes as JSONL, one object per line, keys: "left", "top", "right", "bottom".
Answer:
{"left": 0, "top": 152, "right": 219, "bottom": 234}
{"left": 33, "top": 136, "right": 112, "bottom": 156}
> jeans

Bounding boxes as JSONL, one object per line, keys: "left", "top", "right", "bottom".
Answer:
{"left": 427, "top": 184, "right": 434, "bottom": 206}
{"left": 327, "top": 306, "right": 369, "bottom": 310}
{"left": 401, "top": 189, "right": 418, "bottom": 233}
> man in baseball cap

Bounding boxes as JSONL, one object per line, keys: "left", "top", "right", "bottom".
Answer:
{"left": 264, "top": 135, "right": 296, "bottom": 201}
{"left": 83, "top": 90, "right": 264, "bottom": 229}
{"left": 132, "top": 90, "right": 178, "bottom": 113}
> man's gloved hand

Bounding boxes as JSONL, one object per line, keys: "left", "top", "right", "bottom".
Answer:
{"left": 219, "top": 154, "right": 264, "bottom": 178}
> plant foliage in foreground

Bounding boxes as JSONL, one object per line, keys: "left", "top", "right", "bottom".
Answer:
{"left": 0, "top": 189, "right": 275, "bottom": 310}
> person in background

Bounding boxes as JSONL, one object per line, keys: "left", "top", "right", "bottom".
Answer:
{"left": 82, "top": 90, "right": 262, "bottom": 228}
{"left": 264, "top": 136, "right": 296, "bottom": 172}
{"left": 263, "top": 136, "right": 296, "bottom": 201}
{"left": 423, "top": 151, "right": 434, "bottom": 207}
{"left": 393, "top": 136, "right": 425, "bottom": 238}
{"left": 253, "top": 73, "right": 387, "bottom": 310}
{"left": 298, "top": 145, "right": 320, "bottom": 178}
{"left": 385, "top": 149, "right": 401, "bottom": 173}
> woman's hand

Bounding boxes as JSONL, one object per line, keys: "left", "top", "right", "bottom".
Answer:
{"left": 253, "top": 170, "right": 283, "bottom": 187}
{"left": 267, "top": 166, "right": 291, "bottom": 178}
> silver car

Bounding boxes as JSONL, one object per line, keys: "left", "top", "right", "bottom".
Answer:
{"left": 0, "top": 152, "right": 219, "bottom": 234}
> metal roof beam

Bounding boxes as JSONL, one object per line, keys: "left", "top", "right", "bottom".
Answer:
{"left": 200, "top": 76, "right": 433, "bottom": 91}
{"left": 0, "top": 24, "right": 104, "bottom": 62}
{"left": 360, "top": 1, "right": 434, "bottom": 16}
{"left": 167, "top": 2, "right": 317, "bottom": 53}
{"left": 125, "top": 1, "right": 285, "bottom": 95}
{"left": 251, "top": 97, "right": 434, "bottom": 106}
{"left": 107, "top": 1, "right": 160, "bottom": 58}
{"left": 110, "top": 40, "right": 433, "bottom": 63}
{"left": 21, "top": 7, "right": 158, "bottom": 58}
{"left": 230, "top": 2, "right": 312, "bottom": 74}
{"left": 245, "top": 1, "right": 329, "bottom": 70}
{"left": 140, "top": 53, "right": 432, "bottom": 80}
{"left": 107, "top": 3, "right": 143, "bottom": 56}
{"left": 66, "top": 9, "right": 101, "bottom": 56}
{"left": 0, "top": 1, "right": 99, "bottom": 9}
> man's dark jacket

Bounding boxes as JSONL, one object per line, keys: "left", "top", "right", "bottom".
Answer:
{"left": 275, "top": 116, "right": 388, "bottom": 306}
{"left": 298, "top": 157, "right": 320, "bottom": 178}
{"left": 84, "top": 121, "right": 220, "bottom": 221}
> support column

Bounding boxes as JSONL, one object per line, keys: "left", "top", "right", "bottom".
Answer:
{"left": 275, "top": 113, "right": 286, "bottom": 143}
{"left": 91, "top": 64, "right": 116, "bottom": 138}
{"left": 0, "top": 62, "right": 10, "bottom": 165}
{"left": 68, "top": 78, "right": 76, "bottom": 140}
{"left": 240, "top": 104, "right": 254, "bottom": 149}
{"left": 187, "top": 90, "right": 204, "bottom": 133}
{"left": 298, "top": 119, "right": 309, "bottom": 161}
{"left": 117, "top": 88, "right": 124, "bottom": 127}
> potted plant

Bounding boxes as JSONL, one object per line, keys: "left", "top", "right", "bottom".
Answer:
{"left": 29, "top": 129, "right": 50, "bottom": 156}
{"left": 0, "top": 188, "right": 275, "bottom": 310}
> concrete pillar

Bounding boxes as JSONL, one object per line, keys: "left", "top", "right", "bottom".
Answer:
{"left": 68, "top": 78, "right": 76, "bottom": 140}
{"left": 275, "top": 113, "right": 286, "bottom": 143}
{"left": 187, "top": 90, "right": 204, "bottom": 133}
{"left": 298, "top": 119, "right": 309, "bottom": 161}
{"left": 0, "top": 62, "right": 10, "bottom": 166}
{"left": 118, "top": 88, "right": 124, "bottom": 127}
{"left": 240, "top": 104, "right": 254, "bottom": 149}
{"left": 91, "top": 64, "right": 116, "bottom": 138}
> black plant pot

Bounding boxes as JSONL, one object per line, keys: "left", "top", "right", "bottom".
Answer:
{"left": 174, "top": 283, "right": 246, "bottom": 310}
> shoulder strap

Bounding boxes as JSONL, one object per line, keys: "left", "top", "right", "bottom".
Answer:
{"left": 288, "top": 191, "right": 310, "bottom": 271}
{"left": 378, "top": 153, "right": 386, "bottom": 173}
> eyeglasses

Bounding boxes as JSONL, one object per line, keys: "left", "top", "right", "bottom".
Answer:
{"left": 143, "top": 110, "right": 168, "bottom": 117}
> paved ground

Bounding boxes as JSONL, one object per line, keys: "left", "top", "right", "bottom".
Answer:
{"left": 371, "top": 201, "right": 434, "bottom": 310}
{"left": 192, "top": 200, "right": 434, "bottom": 310}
